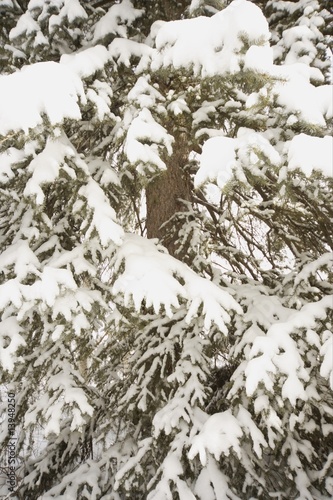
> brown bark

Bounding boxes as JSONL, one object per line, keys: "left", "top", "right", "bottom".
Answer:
{"left": 146, "top": 132, "right": 192, "bottom": 259}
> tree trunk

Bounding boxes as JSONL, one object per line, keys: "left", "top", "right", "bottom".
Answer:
{"left": 146, "top": 132, "right": 192, "bottom": 259}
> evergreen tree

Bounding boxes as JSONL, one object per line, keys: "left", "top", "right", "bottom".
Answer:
{"left": 0, "top": 0, "right": 332, "bottom": 499}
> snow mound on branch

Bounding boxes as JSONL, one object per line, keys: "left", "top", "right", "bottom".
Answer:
{"left": 270, "top": 64, "right": 332, "bottom": 127}
{"left": 0, "top": 240, "right": 40, "bottom": 282}
{"left": 109, "top": 39, "right": 154, "bottom": 72}
{"left": 28, "top": 461, "right": 102, "bottom": 499}
{"left": 245, "top": 295, "right": 333, "bottom": 405}
{"left": 124, "top": 108, "right": 173, "bottom": 173}
{"left": 61, "top": 46, "right": 114, "bottom": 120}
{"left": 195, "top": 126, "right": 332, "bottom": 188}
{"left": 287, "top": 134, "right": 333, "bottom": 177}
{"left": 113, "top": 234, "right": 241, "bottom": 331}
{"left": 243, "top": 44, "right": 273, "bottom": 72}
{"left": 194, "top": 129, "right": 281, "bottom": 188}
{"left": 60, "top": 45, "right": 111, "bottom": 78}
{"left": 320, "top": 330, "right": 333, "bottom": 390}
{"left": 77, "top": 179, "right": 123, "bottom": 247}
{"left": 282, "top": 25, "right": 320, "bottom": 66}
{"left": 189, "top": 409, "right": 244, "bottom": 464}
{"left": 150, "top": 0, "right": 271, "bottom": 76}
{"left": 194, "top": 457, "right": 235, "bottom": 500}
{"left": 194, "top": 136, "right": 237, "bottom": 188}
{"left": 0, "top": 317, "right": 25, "bottom": 373}
{"left": 0, "top": 146, "right": 26, "bottom": 183}
{"left": 93, "top": 0, "right": 143, "bottom": 43}
{"left": 189, "top": 407, "right": 268, "bottom": 465}
{"left": 127, "top": 76, "right": 164, "bottom": 109}
{"left": 23, "top": 135, "right": 87, "bottom": 204}
{"left": 0, "top": 61, "right": 85, "bottom": 135}
{"left": 244, "top": 63, "right": 331, "bottom": 128}
{"left": 49, "top": 0, "right": 88, "bottom": 32}
{"left": 0, "top": 266, "right": 77, "bottom": 320}
{"left": 9, "top": 10, "right": 42, "bottom": 41}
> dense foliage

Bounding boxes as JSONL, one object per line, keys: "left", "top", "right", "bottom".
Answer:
{"left": 0, "top": 0, "right": 332, "bottom": 498}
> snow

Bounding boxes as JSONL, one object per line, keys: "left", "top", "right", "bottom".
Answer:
{"left": 32, "top": 461, "right": 102, "bottom": 500}
{"left": 60, "top": 0, "right": 87, "bottom": 24}
{"left": 127, "top": 76, "right": 164, "bottom": 109}
{"left": 194, "top": 457, "right": 236, "bottom": 500}
{"left": 43, "top": 400, "right": 63, "bottom": 436}
{"left": 93, "top": 0, "right": 143, "bottom": 43}
{"left": 194, "top": 137, "right": 237, "bottom": 188}
{"left": 245, "top": 295, "right": 333, "bottom": 404}
{"left": 77, "top": 179, "right": 123, "bottom": 247}
{"left": 320, "top": 330, "right": 333, "bottom": 390}
{"left": 1, "top": 0, "right": 332, "bottom": 496}
{"left": 0, "top": 0, "right": 14, "bottom": 7}
{"left": 86, "top": 156, "right": 120, "bottom": 187}
{"left": 237, "top": 128, "right": 281, "bottom": 169}
{"left": 167, "top": 96, "right": 191, "bottom": 116}
{"left": 0, "top": 264, "right": 78, "bottom": 315}
{"left": 0, "top": 62, "right": 85, "bottom": 135}
{"left": 9, "top": 11, "right": 40, "bottom": 39}
{"left": 124, "top": 108, "right": 173, "bottom": 173}
{"left": 272, "top": 64, "right": 332, "bottom": 126}
{"left": 195, "top": 118, "right": 332, "bottom": 189}
{"left": 113, "top": 235, "right": 188, "bottom": 313}
{"left": 33, "top": 29, "right": 48, "bottom": 48}
{"left": 60, "top": 45, "right": 111, "bottom": 78}
{"left": 0, "top": 317, "right": 26, "bottom": 373}
{"left": 193, "top": 100, "right": 224, "bottom": 129}
{"left": 0, "top": 240, "right": 39, "bottom": 281}
{"left": 49, "top": 0, "right": 87, "bottom": 32}
{"left": 151, "top": 0, "right": 271, "bottom": 77}
{"left": 114, "top": 438, "right": 153, "bottom": 491}
{"left": 287, "top": 134, "right": 333, "bottom": 177}
{"left": 87, "top": 80, "right": 114, "bottom": 121}
{"left": 188, "top": 0, "right": 201, "bottom": 13}
{"left": 48, "top": 244, "right": 96, "bottom": 276}
{"left": 237, "top": 406, "right": 267, "bottom": 458}
{"left": 153, "top": 397, "right": 191, "bottom": 435}
{"left": 27, "top": 0, "right": 45, "bottom": 9}
{"left": 0, "top": 147, "right": 26, "bottom": 183}
{"left": 294, "top": 252, "right": 333, "bottom": 286}
{"left": 146, "top": 454, "right": 194, "bottom": 499}
{"left": 282, "top": 25, "right": 317, "bottom": 66}
{"left": 189, "top": 410, "right": 243, "bottom": 465}
{"left": 25, "top": 356, "right": 94, "bottom": 437}
{"left": 113, "top": 234, "right": 241, "bottom": 330}
{"left": 253, "top": 394, "right": 270, "bottom": 414}
{"left": 86, "top": 88, "right": 110, "bottom": 120}
{"left": 24, "top": 135, "right": 86, "bottom": 204}
{"left": 51, "top": 289, "right": 101, "bottom": 322}
{"left": 109, "top": 38, "right": 154, "bottom": 72}
{"left": 195, "top": 129, "right": 281, "bottom": 188}
{"left": 36, "top": 267, "right": 78, "bottom": 308}
{"left": 244, "top": 44, "right": 273, "bottom": 72}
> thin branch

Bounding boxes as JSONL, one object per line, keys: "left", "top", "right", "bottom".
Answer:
{"left": 131, "top": 196, "right": 144, "bottom": 236}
